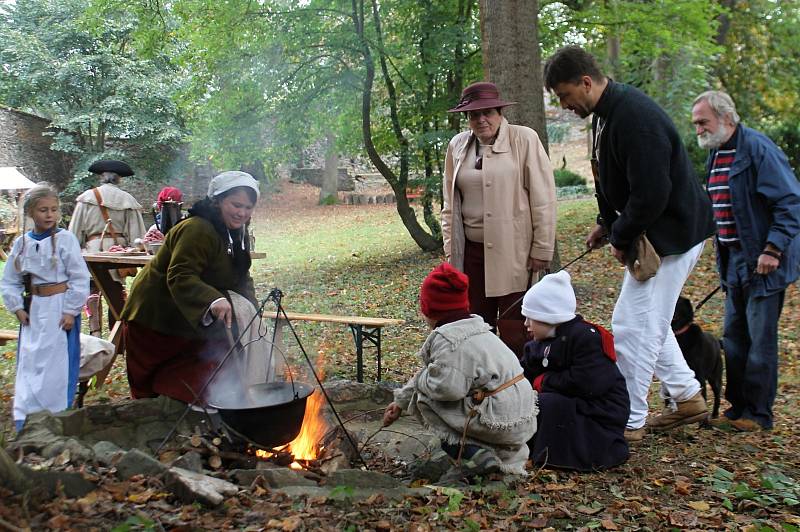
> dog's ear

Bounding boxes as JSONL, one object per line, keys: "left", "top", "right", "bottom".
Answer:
{"left": 677, "top": 297, "right": 694, "bottom": 321}
{"left": 672, "top": 296, "right": 694, "bottom": 330}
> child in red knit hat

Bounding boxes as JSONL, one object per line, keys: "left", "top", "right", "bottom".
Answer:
{"left": 383, "top": 263, "right": 537, "bottom": 482}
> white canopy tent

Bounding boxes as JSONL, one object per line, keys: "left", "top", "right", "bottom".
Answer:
{"left": 1, "top": 168, "right": 37, "bottom": 255}
{"left": 0, "top": 167, "right": 37, "bottom": 190}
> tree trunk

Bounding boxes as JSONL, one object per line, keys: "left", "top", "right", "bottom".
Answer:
{"left": 319, "top": 130, "right": 339, "bottom": 205}
{"left": 350, "top": 0, "right": 441, "bottom": 252}
{"left": 479, "top": 0, "right": 560, "bottom": 270}
{"left": 480, "top": 0, "right": 549, "bottom": 153}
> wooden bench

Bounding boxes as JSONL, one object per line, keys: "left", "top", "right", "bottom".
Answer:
{"left": 0, "top": 329, "right": 18, "bottom": 346}
{"left": 274, "top": 312, "right": 404, "bottom": 383}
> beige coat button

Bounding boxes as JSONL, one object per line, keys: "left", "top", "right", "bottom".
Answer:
{"left": 486, "top": 243, "right": 494, "bottom": 248}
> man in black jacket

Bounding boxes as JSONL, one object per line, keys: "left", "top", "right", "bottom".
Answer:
{"left": 544, "top": 46, "right": 716, "bottom": 442}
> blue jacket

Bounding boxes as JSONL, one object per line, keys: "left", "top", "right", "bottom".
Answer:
{"left": 706, "top": 125, "right": 800, "bottom": 296}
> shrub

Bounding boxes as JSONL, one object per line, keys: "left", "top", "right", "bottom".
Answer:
{"left": 547, "top": 122, "right": 571, "bottom": 144}
{"left": 554, "top": 168, "right": 586, "bottom": 188}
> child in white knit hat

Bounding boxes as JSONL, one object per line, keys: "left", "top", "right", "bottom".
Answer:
{"left": 519, "top": 270, "right": 630, "bottom": 471}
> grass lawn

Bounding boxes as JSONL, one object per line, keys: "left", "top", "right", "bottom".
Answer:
{"left": 2, "top": 181, "right": 800, "bottom": 530}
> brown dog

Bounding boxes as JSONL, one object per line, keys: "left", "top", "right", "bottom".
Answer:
{"left": 672, "top": 296, "right": 723, "bottom": 418}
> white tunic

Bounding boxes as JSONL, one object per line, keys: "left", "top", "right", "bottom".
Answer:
{"left": 0, "top": 230, "right": 91, "bottom": 424}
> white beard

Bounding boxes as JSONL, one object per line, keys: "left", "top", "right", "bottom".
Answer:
{"left": 697, "top": 124, "right": 731, "bottom": 150}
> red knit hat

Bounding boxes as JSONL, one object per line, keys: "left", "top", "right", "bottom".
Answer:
{"left": 420, "top": 263, "right": 470, "bottom": 319}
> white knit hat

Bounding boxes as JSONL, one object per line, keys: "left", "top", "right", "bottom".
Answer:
{"left": 521, "top": 270, "right": 576, "bottom": 324}
{"left": 207, "top": 171, "right": 260, "bottom": 199}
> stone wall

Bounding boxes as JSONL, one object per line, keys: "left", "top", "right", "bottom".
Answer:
{"left": 289, "top": 167, "right": 355, "bottom": 191}
{"left": 0, "top": 105, "right": 72, "bottom": 189}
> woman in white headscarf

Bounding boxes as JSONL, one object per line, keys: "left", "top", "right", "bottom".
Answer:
{"left": 121, "top": 171, "right": 273, "bottom": 404}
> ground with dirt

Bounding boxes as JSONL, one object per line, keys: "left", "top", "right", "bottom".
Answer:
{"left": 1, "top": 176, "right": 799, "bottom": 530}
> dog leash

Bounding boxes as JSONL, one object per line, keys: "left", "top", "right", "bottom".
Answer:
{"left": 693, "top": 285, "right": 721, "bottom": 312}
{"left": 498, "top": 246, "right": 595, "bottom": 319}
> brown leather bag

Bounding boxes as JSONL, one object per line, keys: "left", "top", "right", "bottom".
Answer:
{"left": 627, "top": 233, "right": 661, "bottom": 282}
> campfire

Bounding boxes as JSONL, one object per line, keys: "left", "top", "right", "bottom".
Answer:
{"left": 254, "top": 388, "right": 330, "bottom": 470}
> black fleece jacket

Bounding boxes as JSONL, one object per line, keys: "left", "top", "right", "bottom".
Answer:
{"left": 592, "top": 81, "right": 715, "bottom": 256}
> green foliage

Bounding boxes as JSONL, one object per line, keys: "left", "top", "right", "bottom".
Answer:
{"left": 540, "top": 0, "right": 722, "bottom": 133}
{"left": 0, "top": 0, "right": 186, "bottom": 183}
{"left": 716, "top": 0, "right": 800, "bottom": 153}
{"left": 110, "top": 515, "right": 156, "bottom": 532}
{"left": 554, "top": 168, "right": 586, "bottom": 187}
{"left": 702, "top": 466, "right": 800, "bottom": 509}
{"left": 547, "top": 122, "right": 571, "bottom": 144}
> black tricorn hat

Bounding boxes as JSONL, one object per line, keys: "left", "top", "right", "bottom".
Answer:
{"left": 88, "top": 160, "right": 134, "bottom": 177}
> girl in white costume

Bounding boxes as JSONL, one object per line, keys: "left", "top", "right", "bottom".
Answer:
{"left": 1, "top": 186, "right": 90, "bottom": 431}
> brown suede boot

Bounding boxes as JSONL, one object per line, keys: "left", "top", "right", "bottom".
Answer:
{"left": 649, "top": 392, "right": 708, "bottom": 432}
{"left": 624, "top": 427, "right": 646, "bottom": 443}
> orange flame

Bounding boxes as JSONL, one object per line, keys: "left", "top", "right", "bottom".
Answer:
{"left": 286, "top": 388, "right": 328, "bottom": 460}
{"left": 253, "top": 353, "right": 328, "bottom": 463}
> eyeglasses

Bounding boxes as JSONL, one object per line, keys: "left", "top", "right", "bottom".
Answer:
{"left": 467, "top": 109, "right": 497, "bottom": 120}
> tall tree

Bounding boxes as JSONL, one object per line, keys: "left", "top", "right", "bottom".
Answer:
{"left": 479, "top": 0, "right": 549, "bottom": 152}
{"left": 0, "top": 0, "right": 185, "bottom": 188}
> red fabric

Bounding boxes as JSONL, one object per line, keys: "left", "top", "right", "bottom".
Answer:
{"left": 532, "top": 373, "right": 546, "bottom": 392}
{"left": 420, "top": 262, "right": 470, "bottom": 319}
{"left": 157, "top": 187, "right": 184, "bottom": 209}
{"left": 124, "top": 320, "right": 228, "bottom": 404}
{"left": 587, "top": 321, "right": 617, "bottom": 362}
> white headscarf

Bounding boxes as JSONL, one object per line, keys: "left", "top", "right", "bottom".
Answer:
{"left": 207, "top": 171, "right": 260, "bottom": 200}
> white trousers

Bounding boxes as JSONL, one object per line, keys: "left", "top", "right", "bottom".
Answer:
{"left": 613, "top": 241, "right": 705, "bottom": 429}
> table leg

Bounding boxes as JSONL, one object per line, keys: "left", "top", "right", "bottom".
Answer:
{"left": 349, "top": 324, "right": 364, "bottom": 383}
{"left": 87, "top": 265, "right": 125, "bottom": 322}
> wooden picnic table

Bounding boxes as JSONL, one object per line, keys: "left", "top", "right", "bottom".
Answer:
{"left": 273, "top": 312, "right": 405, "bottom": 383}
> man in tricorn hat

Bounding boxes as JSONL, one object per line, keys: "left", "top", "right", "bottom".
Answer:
{"left": 69, "top": 160, "right": 146, "bottom": 336}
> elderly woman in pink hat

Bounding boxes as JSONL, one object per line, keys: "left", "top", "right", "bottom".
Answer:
{"left": 442, "top": 82, "right": 557, "bottom": 358}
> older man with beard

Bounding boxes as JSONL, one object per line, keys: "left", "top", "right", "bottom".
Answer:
{"left": 692, "top": 91, "right": 800, "bottom": 432}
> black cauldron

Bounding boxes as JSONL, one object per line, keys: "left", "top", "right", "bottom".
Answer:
{"left": 208, "top": 382, "right": 314, "bottom": 448}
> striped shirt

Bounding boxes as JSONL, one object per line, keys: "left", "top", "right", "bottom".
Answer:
{"left": 708, "top": 146, "right": 738, "bottom": 244}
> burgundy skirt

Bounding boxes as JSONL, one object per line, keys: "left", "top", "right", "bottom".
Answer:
{"left": 124, "top": 321, "right": 229, "bottom": 404}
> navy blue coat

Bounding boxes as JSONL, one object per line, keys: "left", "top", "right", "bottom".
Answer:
{"left": 521, "top": 316, "right": 630, "bottom": 471}
{"left": 705, "top": 125, "right": 800, "bottom": 297}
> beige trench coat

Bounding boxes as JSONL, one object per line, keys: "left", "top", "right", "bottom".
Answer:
{"left": 442, "top": 117, "right": 556, "bottom": 297}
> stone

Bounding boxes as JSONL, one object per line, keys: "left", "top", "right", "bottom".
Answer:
{"left": 84, "top": 403, "right": 117, "bottom": 425}
{"left": 7, "top": 425, "right": 62, "bottom": 455}
{"left": 115, "top": 449, "right": 168, "bottom": 479}
{"left": 324, "top": 379, "right": 397, "bottom": 413}
{"left": 326, "top": 469, "right": 402, "bottom": 490}
{"left": 19, "top": 467, "right": 95, "bottom": 498}
{"left": 172, "top": 451, "right": 204, "bottom": 473}
{"left": 164, "top": 467, "right": 238, "bottom": 506}
{"left": 133, "top": 420, "right": 177, "bottom": 451}
{"left": 83, "top": 426, "right": 138, "bottom": 448}
{"left": 52, "top": 409, "right": 87, "bottom": 437}
{"left": 92, "top": 441, "right": 124, "bottom": 466}
{"left": 20, "top": 410, "right": 64, "bottom": 436}
{"left": 259, "top": 468, "right": 317, "bottom": 488}
{"left": 41, "top": 438, "right": 94, "bottom": 463}
{"left": 114, "top": 398, "right": 165, "bottom": 422}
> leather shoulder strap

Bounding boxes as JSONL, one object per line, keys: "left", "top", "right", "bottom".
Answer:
{"left": 91, "top": 188, "right": 121, "bottom": 245}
